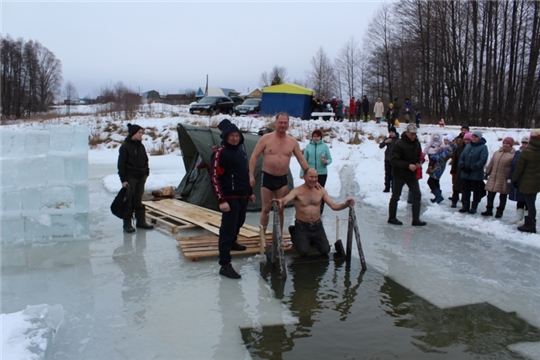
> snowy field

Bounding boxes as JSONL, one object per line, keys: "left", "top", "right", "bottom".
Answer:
{"left": 1, "top": 104, "right": 540, "bottom": 359}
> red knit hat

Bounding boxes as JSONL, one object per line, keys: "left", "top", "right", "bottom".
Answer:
{"left": 503, "top": 137, "right": 515, "bottom": 146}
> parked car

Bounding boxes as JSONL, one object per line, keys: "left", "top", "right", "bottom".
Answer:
{"left": 189, "top": 96, "right": 234, "bottom": 115}
{"left": 230, "top": 96, "right": 244, "bottom": 107}
{"left": 234, "top": 98, "right": 262, "bottom": 116}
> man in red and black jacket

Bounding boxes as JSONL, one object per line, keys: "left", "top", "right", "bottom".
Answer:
{"left": 211, "top": 123, "right": 256, "bottom": 279}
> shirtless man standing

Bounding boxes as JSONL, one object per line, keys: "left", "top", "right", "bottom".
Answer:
{"left": 249, "top": 112, "right": 310, "bottom": 234}
{"left": 273, "top": 168, "right": 355, "bottom": 256}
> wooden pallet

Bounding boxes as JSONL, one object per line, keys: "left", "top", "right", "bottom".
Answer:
{"left": 177, "top": 233, "right": 292, "bottom": 261}
{"left": 142, "top": 198, "right": 293, "bottom": 260}
{"left": 142, "top": 199, "right": 260, "bottom": 237}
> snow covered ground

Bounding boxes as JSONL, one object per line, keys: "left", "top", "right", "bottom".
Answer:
{"left": 2, "top": 105, "right": 540, "bottom": 359}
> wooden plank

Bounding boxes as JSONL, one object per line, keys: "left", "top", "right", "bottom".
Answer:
{"left": 176, "top": 233, "right": 293, "bottom": 260}
{"left": 143, "top": 199, "right": 261, "bottom": 238}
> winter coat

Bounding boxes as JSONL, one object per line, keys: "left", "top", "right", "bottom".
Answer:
{"left": 379, "top": 134, "right": 399, "bottom": 161}
{"left": 330, "top": 98, "right": 338, "bottom": 113}
{"left": 415, "top": 111, "right": 422, "bottom": 124}
{"left": 385, "top": 108, "right": 398, "bottom": 127}
{"left": 355, "top": 99, "right": 362, "bottom": 116}
{"left": 336, "top": 100, "right": 344, "bottom": 117}
{"left": 459, "top": 138, "right": 488, "bottom": 181}
{"left": 508, "top": 147, "right": 525, "bottom": 202}
{"left": 210, "top": 124, "right": 253, "bottom": 204}
{"left": 484, "top": 146, "right": 516, "bottom": 194}
{"left": 349, "top": 99, "right": 356, "bottom": 115}
{"left": 391, "top": 132, "right": 422, "bottom": 179}
{"left": 361, "top": 97, "right": 370, "bottom": 112}
{"left": 300, "top": 139, "right": 332, "bottom": 176}
{"left": 118, "top": 137, "right": 149, "bottom": 182}
{"left": 374, "top": 101, "right": 384, "bottom": 118}
{"left": 429, "top": 144, "right": 456, "bottom": 180}
{"left": 450, "top": 143, "right": 466, "bottom": 191}
{"left": 512, "top": 138, "right": 540, "bottom": 194}
{"left": 403, "top": 101, "right": 413, "bottom": 115}
{"left": 424, "top": 133, "right": 443, "bottom": 156}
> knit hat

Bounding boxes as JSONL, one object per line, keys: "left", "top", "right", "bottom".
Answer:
{"left": 312, "top": 129, "right": 323, "bottom": 138}
{"left": 406, "top": 124, "right": 417, "bottom": 133}
{"left": 463, "top": 132, "right": 473, "bottom": 140}
{"left": 521, "top": 136, "right": 529, "bottom": 143}
{"left": 389, "top": 126, "right": 397, "bottom": 133}
{"left": 472, "top": 130, "right": 483, "bottom": 139}
{"left": 530, "top": 129, "right": 540, "bottom": 139}
{"left": 127, "top": 123, "right": 143, "bottom": 137}
{"left": 503, "top": 137, "right": 515, "bottom": 146}
{"left": 461, "top": 125, "right": 470, "bottom": 131}
{"left": 217, "top": 118, "right": 231, "bottom": 131}
{"left": 445, "top": 133, "right": 454, "bottom": 142}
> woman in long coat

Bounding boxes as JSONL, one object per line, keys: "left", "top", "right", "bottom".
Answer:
{"left": 508, "top": 136, "right": 529, "bottom": 224}
{"left": 458, "top": 130, "right": 489, "bottom": 214}
{"left": 481, "top": 137, "right": 516, "bottom": 218}
{"left": 512, "top": 129, "right": 540, "bottom": 233}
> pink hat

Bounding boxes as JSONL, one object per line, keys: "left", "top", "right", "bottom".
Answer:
{"left": 503, "top": 137, "right": 515, "bottom": 146}
{"left": 463, "top": 132, "right": 473, "bottom": 140}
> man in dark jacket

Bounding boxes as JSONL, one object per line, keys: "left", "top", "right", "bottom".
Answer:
{"left": 211, "top": 124, "right": 256, "bottom": 279}
{"left": 379, "top": 126, "right": 399, "bottom": 192}
{"left": 117, "top": 123, "right": 154, "bottom": 233}
{"left": 388, "top": 124, "right": 426, "bottom": 226}
{"left": 449, "top": 134, "right": 465, "bottom": 207}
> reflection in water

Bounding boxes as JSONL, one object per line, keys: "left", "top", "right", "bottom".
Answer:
{"left": 113, "top": 231, "right": 149, "bottom": 324}
{"left": 242, "top": 260, "right": 540, "bottom": 360}
{"left": 379, "top": 276, "right": 540, "bottom": 356}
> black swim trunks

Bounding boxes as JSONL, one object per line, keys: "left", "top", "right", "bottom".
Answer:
{"left": 261, "top": 171, "right": 288, "bottom": 191}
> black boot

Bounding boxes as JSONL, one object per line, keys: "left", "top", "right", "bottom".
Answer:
{"left": 219, "top": 263, "right": 241, "bottom": 279}
{"left": 383, "top": 186, "right": 390, "bottom": 193}
{"left": 135, "top": 207, "right": 154, "bottom": 229}
{"left": 481, "top": 206, "right": 493, "bottom": 216}
{"left": 232, "top": 242, "right": 247, "bottom": 251}
{"left": 123, "top": 216, "right": 135, "bottom": 233}
{"left": 451, "top": 192, "right": 460, "bottom": 208}
{"left": 411, "top": 202, "right": 426, "bottom": 226}
{"left": 494, "top": 208, "right": 504, "bottom": 219}
{"left": 459, "top": 200, "right": 470, "bottom": 213}
{"left": 518, "top": 216, "right": 537, "bottom": 233}
{"left": 468, "top": 201, "right": 479, "bottom": 214}
{"left": 388, "top": 201, "right": 402, "bottom": 225}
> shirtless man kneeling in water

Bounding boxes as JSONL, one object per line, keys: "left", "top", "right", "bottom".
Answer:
{"left": 273, "top": 168, "right": 355, "bottom": 256}
{"left": 249, "top": 113, "right": 310, "bottom": 244}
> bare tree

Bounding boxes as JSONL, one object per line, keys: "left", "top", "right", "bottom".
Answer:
{"left": 63, "top": 81, "right": 78, "bottom": 115}
{"left": 35, "top": 41, "right": 62, "bottom": 111}
{"left": 306, "top": 46, "right": 336, "bottom": 99}
{"left": 260, "top": 65, "right": 288, "bottom": 88}
{"left": 334, "top": 37, "right": 362, "bottom": 98}
{"left": 184, "top": 88, "right": 197, "bottom": 103}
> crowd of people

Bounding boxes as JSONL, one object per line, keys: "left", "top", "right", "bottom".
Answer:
{"left": 311, "top": 95, "right": 422, "bottom": 131}
{"left": 379, "top": 123, "right": 540, "bottom": 235}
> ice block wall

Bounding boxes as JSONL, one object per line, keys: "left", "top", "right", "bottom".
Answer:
{"left": 1, "top": 125, "right": 90, "bottom": 243}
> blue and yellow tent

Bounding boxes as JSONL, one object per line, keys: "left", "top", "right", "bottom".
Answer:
{"left": 260, "top": 84, "right": 314, "bottom": 120}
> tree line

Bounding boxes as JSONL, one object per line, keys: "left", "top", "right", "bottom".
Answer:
{"left": 1, "top": 36, "right": 62, "bottom": 119}
{"left": 270, "top": 0, "right": 539, "bottom": 128}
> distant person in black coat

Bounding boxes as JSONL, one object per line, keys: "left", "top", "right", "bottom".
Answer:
{"left": 117, "top": 124, "right": 154, "bottom": 233}
{"left": 361, "top": 95, "right": 370, "bottom": 121}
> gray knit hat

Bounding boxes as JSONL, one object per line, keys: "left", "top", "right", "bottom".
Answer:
{"left": 472, "top": 130, "right": 483, "bottom": 139}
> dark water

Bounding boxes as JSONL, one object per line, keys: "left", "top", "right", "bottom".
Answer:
{"left": 241, "top": 258, "right": 540, "bottom": 360}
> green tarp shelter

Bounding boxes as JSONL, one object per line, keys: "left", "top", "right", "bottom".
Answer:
{"left": 176, "top": 123, "right": 294, "bottom": 211}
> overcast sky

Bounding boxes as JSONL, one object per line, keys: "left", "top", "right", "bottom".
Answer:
{"left": 3, "top": 1, "right": 384, "bottom": 98}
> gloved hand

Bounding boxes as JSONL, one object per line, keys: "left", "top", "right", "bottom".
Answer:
{"left": 507, "top": 179, "right": 512, "bottom": 184}
{"left": 461, "top": 166, "right": 471, "bottom": 173}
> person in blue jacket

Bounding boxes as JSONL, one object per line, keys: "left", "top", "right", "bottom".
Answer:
{"left": 458, "top": 130, "right": 489, "bottom": 214}
{"left": 300, "top": 129, "right": 332, "bottom": 213}
{"left": 211, "top": 123, "right": 256, "bottom": 279}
